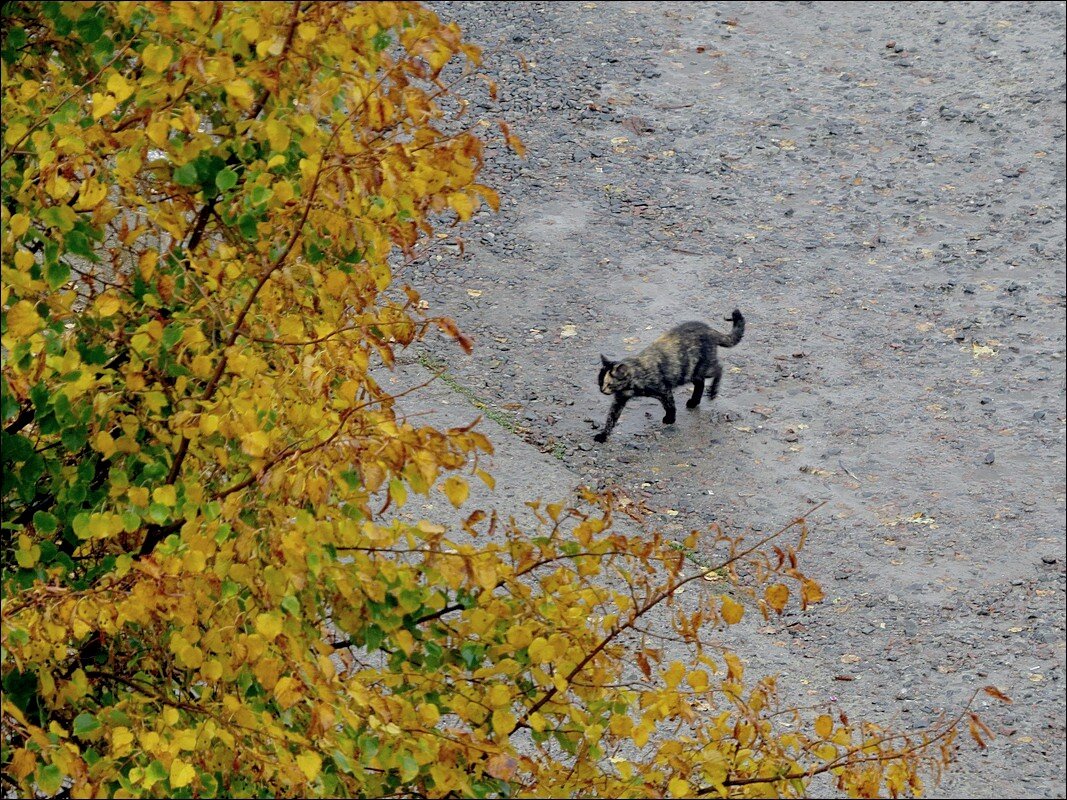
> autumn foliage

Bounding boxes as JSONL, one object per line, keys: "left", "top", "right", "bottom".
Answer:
{"left": 2, "top": 2, "right": 998, "bottom": 798}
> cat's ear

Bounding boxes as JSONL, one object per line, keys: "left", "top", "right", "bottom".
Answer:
{"left": 612, "top": 362, "right": 631, "bottom": 377}
{"left": 600, "top": 354, "right": 613, "bottom": 367}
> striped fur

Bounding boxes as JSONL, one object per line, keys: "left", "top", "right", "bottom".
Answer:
{"left": 594, "top": 309, "right": 744, "bottom": 442}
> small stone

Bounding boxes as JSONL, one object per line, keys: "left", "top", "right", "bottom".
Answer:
{"left": 983, "top": 451, "right": 995, "bottom": 465}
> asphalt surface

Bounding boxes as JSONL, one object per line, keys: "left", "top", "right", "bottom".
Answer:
{"left": 398, "top": 3, "right": 1067, "bottom": 796}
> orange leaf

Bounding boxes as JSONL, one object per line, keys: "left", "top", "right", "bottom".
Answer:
{"left": 814, "top": 714, "right": 833, "bottom": 739}
{"left": 765, "top": 583, "right": 789, "bottom": 614}
{"left": 720, "top": 594, "right": 743, "bottom": 625}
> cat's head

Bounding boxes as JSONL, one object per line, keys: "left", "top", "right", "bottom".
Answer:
{"left": 598, "top": 355, "right": 632, "bottom": 394}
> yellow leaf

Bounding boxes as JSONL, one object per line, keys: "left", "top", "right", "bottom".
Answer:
{"left": 169, "top": 758, "right": 195, "bottom": 789}
{"left": 475, "top": 469, "right": 495, "bottom": 490}
{"left": 116, "top": 151, "right": 142, "bottom": 179}
{"left": 273, "top": 676, "right": 301, "bottom": 709}
{"left": 441, "top": 476, "right": 469, "bottom": 508}
{"left": 8, "top": 748, "right": 35, "bottom": 781}
{"left": 688, "top": 670, "right": 709, "bottom": 692}
{"left": 242, "top": 430, "right": 269, "bottom": 458}
{"left": 801, "top": 578, "right": 825, "bottom": 608}
{"left": 528, "top": 637, "right": 552, "bottom": 664}
{"left": 448, "top": 192, "right": 474, "bottom": 221}
{"left": 664, "top": 660, "right": 686, "bottom": 690}
{"left": 296, "top": 751, "right": 321, "bottom": 781}
{"left": 814, "top": 713, "right": 834, "bottom": 740}
{"left": 91, "top": 92, "right": 117, "bottom": 120}
{"left": 5, "top": 300, "right": 41, "bottom": 338}
{"left": 14, "top": 250, "right": 34, "bottom": 271}
{"left": 73, "top": 178, "right": 108, "bottom": 211}
{"left": 720, "top": 594, "right": 744, "bottom": 625}
{"left": 9, "top": 213, "right": 30, "bottom": 238}
{"left": 488, "top": 684, "right": 510, "bottom": 707}
{"left": 264, "top": 119, "right": 291, "bottom": 153}
{"left": 815, "top": 742, "right": 838, "bottom": 761}
{"left": 111, "top": 727, "right": 134, "bottom": 757}
{"left": 491, "top": 708, "right": 514, "bottom": 736}
{"left": 106, "top": 72, "right": 135, "bottom": 102}
{"left": 668, "top": 777, "right": 691, "bottom": 798}
{"left": 96, "top": 293, "right": 122, "bottom": 318}
{"left": 225, "top": 79, "right": 255, "bottom": 108}
{"left": 255, "top": 612, "right": 282, "bottom": 640}
{"left": 241, "top": 18, "right": 261, "bottom": 42}
{"left": 152, "top": 485, "right": 177, "bottom": 507}
{"left": 142, "top": 44, "right": 173, "bottom": 72}
{"left": 95, "top": 431, "right": 116, "bottom": 458}
{"left": 765, "top": 583, "right": 789, "bottom": 614}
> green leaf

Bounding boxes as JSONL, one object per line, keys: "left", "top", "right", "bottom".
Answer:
{"left": 162, "top": 323, "right": 184, "bottom": 349}
{"left": 33, "top": 511, "right": 59, "bottom": 534}
{"left": 1, "top": 432, "right": 34, "bottom": 463}
{"left": 399, "top": 753, "right": 418, "bottom": 782}
{"left": 36, "top": 764, "right": 64, "bottom": 795}
{"left": 250, "top": 185, "right": 273, "bottom": 206}
{"left": 215, "top": 167, "right": 238, "bottom": 192}
{"left": 280, "top": 595, "right": 301, "bottom": 618}
{"left": 74, "top": 12, "right": 104, "bottom": 44}
{"left": 72, "top": 512, "right": 91, "bottom": 539}
{"left": 65, "top": 230, "right": 98, "bottom": 261}
{"left": 174, "top": 163, "right": 199, "bottom": 187}
{"left": 372, "top": 30, "right": 392, "bottom": 51}
{"left": 145, "top": 759, "right": 168, "bottom": 787}
{"left": 364, "top": 625, "right": 384, "bottom": 652}
{"left": 237, "top": 213, "right": 258, "bottom": 241}
{"left": 61, "top": 425, "right": 87, "bottom": 451}
{"left": 73, "top": 712, "right": 101, "bottom": 736}
{"left": 332, "top": 750, "right": 355, "bottom": 775}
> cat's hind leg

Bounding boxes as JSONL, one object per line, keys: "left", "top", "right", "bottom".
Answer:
{"left": 687, "top": 378, "right": 705, "bottom": 409}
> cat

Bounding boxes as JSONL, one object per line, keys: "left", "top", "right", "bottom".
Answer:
{"left": 594, "top": 309, "right": 745, "bottom": 443}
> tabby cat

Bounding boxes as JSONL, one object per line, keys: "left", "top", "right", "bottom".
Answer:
{"left": 594, "top": 309, "right": 745, "bottom": 442}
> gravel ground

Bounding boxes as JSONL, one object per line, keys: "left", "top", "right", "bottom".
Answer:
{"left": 406, "top": 2, "right": 1067, "bottom": 797}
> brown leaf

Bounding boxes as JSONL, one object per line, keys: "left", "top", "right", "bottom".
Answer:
{"left": 485, "top": 754, "right": 518, "bottom": 780}
{"left": 636, "top": 650, "right": 651, "bottom": 680}
{"left": 982, "top": 685, "right": 1013, "bottom": 704}
{"left": 968, "top": 717, "right": 987, "bottom": 749}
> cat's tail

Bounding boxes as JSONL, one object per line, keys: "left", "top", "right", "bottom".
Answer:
{"left": 713, "top": 309, "right": 745, "bottom": 347}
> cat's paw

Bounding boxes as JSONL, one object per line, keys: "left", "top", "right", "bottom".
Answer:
{"left": 593, "top": 432, "right": 608, "bottom": 443}
{"left": 731, "top": 308, "right": 743, "bottom": 322}
{"left": 662, "top": 414, "right": 676, "bottom": 425}
{"left": 685, "top": 399, "right": 701, "bottom": 409}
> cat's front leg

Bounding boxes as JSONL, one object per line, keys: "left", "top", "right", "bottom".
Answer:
{"left": 687, "top": 379, "right": 705, "bottom": 409}
{"left": 594, "top": 396, "right": 628, "bottom": 443}
{"left": 659, "top": 392, "right": 676, "bottom": 425}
